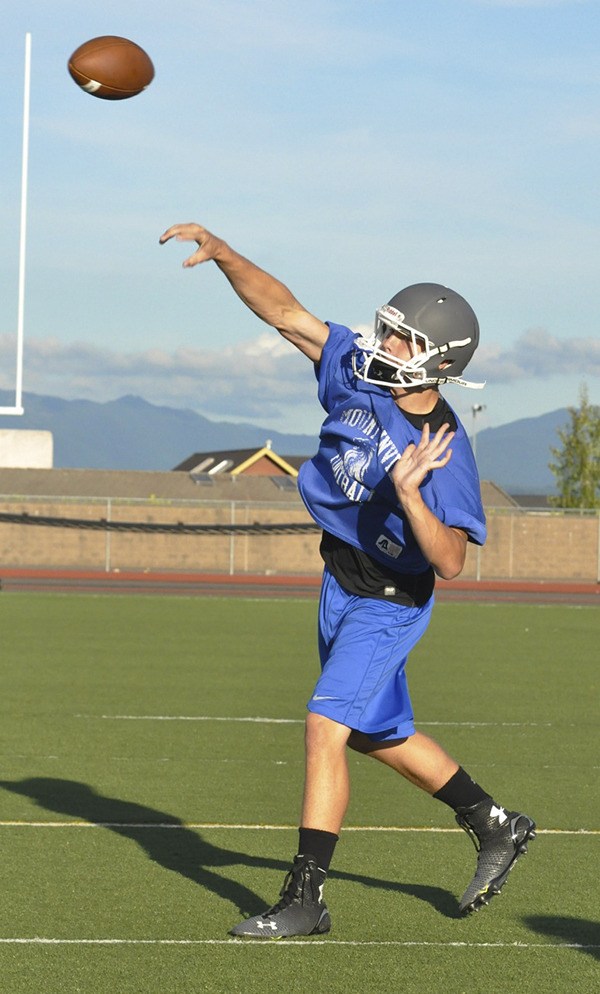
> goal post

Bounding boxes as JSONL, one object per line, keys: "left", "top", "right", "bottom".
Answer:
{"left": 0, "top": 32, "right": 30, "bottom": 416}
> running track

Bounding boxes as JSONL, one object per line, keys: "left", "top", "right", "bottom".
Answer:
{"left": 0, "top": 568, "right": 598, "bottom": 605}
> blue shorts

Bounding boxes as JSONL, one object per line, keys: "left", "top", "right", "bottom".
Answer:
{"left": 307, "top": 568, "right": 434, "bottom": 741}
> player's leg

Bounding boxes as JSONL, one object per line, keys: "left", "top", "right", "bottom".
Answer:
{"left": 301, "top": 711, "right": 352, "bottom": 833}
{"left": 229, "top": 712, "right": 348, "bottom": 939}
{"left": 348, "top": 729, "right": 536, "bottom": 914}
{"left": 348, "top": 728, "right": 459, "bottom": 792}
{"left": 230, "top": 574, "right": 397, "bottom": 940}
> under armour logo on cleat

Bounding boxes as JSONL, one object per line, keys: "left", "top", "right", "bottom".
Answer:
{"left": 490, "top": 805, "right": 508, "bottom": 825}
{"left": 257, "top": 920, "right": 278, "bottom": 931}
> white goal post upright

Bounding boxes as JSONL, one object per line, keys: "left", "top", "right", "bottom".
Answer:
{"left": 0, "top": 32, "right": 30, "bottom": 416}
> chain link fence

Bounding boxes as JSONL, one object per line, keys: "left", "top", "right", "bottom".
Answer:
{"left": 0, "top": 495, "right": 598, "bottom": 582}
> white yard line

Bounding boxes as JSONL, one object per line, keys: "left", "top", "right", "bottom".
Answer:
{"left": 98, "top": 715, "right": 304, "bottom": 724}
{"left": 0, "top": 821, "right": 596, "bottom": 834}
{"left": 88, "top": 714, "right": 556, "bottom": 728}
{"left": 0, "top": 937, "right": 596, "bottom": 949}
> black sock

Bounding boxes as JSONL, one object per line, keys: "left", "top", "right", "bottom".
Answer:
{"left": 297, "top": 827, "right": 339, "bottom": 872}
{"left": 433, "top": 767, "right": 492, "bottom": 811}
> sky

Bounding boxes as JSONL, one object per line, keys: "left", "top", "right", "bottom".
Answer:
{"left": 1, "top": 0, "right": 599, "bottom": 439}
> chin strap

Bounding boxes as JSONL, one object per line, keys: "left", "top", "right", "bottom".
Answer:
{"left": 428, "top": 374, "right": 486, "bottom": 389}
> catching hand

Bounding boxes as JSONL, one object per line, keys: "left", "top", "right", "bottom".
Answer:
{"left": 389, "top": 422, "right": 454, "bottom": 498}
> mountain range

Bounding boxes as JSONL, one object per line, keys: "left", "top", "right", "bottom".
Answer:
{"left": 0, "top": 391, "right": 567, "bottom": 494}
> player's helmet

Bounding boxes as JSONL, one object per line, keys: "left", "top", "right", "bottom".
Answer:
{"left": 353, "top": 283, "right": 485, "bottom": 389}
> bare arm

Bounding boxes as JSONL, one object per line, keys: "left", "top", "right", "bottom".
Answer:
{"left": 159, "top": 222, "right": 329, "bottom": 362}
{"left": 389, "top": 423, "right": 468, "bottom": 580}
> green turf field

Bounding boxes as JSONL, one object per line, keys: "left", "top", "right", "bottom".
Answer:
{"left": 0, "top": 592, "right": 597, "bottom": 993}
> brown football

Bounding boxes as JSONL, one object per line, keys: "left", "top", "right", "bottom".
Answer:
{"left": 68, "top": 36, "right": 154, "bottom": 100}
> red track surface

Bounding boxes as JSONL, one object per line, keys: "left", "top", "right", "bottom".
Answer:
{"left": 0, "top": 567, "right": 598, "bottom": 604}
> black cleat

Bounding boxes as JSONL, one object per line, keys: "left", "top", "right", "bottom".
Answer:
{"left": 229, "top": 855, "right": 331, "bottom": 939}
{"left": 456, "top": 800, "right": 536, "bottom": 915}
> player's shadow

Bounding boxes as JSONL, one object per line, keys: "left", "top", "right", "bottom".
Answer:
{"left": 523, "top": 916, "right": 600, "bottom": 960}
{"left": 0, "top": 777, "right": 458, "bottom": 918}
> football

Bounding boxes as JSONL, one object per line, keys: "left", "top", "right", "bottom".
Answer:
{"left": 67, "top": 36, "right": 154, "bottom": 100}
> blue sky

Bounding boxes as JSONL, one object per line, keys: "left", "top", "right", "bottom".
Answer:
{"left": 1, "top": 0, "right": 599, "bottom": 438}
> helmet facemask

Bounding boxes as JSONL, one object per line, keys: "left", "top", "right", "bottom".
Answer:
{"left": 353, "top": 289, "right": 485, "bottom": 390}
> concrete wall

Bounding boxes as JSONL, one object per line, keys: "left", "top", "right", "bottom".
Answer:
{"left": 0, "top": 496, "right": 598, "bottom": 581}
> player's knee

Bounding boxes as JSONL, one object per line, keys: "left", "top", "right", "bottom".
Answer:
{"left": 305, "top": 711, "right": 350, "bottom": 755}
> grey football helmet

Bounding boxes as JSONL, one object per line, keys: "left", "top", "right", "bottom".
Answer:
{"left": 353, "top": 283, "right": 485, "bottom": 389}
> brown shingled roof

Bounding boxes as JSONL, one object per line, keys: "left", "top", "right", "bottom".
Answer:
{"left": 173, "top": 446, "right": 307, "bottom": 476}
{"left": 0, "top": 467, "right": 301, "bottom": 503}
{"left": 0, "top": 466, "right": 514, "bottom": 508}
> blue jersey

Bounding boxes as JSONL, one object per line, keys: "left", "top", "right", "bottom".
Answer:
{"left": 297, "top": 323, "right": 486, "bottom": 575}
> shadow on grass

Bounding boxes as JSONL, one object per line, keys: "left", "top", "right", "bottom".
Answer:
{"left": 524, "top": 916, "right": 600, "bottom": 960}
{"left": 0, "top": 777, "right": 459, "bottom": 919}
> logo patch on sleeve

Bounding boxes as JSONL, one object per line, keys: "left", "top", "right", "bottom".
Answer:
{"left": 376, "top": 534, "right": 403, "bottom": 559}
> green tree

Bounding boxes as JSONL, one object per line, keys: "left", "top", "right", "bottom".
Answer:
{"left": 548, "top": 384, "right": 600, "bottom": 508}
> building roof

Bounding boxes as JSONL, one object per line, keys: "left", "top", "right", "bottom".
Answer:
{"left": 0, "top": 465, "right": 515, "bottom": 509}
{"left": 480, "top": 481, "right": 518, "bottom": 508}
{"left": 173, "top": 446, "right": 302, "bottom": 477}
{"left": 508, "top": 493, "right": 552, "bottom": 508}
{"left": 0, "top": 467, "right": 300, "bottom": 503}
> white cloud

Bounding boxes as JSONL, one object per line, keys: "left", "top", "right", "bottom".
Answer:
{"left": 470, "top": 328, "right": 600, "bottom": 381}
{"left": 0, "top": 326, "right": 597, "bottom": 428}
{"left": 0, "top": 331, "right": 320, "bottom": 429}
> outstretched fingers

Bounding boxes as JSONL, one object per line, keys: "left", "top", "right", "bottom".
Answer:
{"left": 159, "top": 223, "right": 218, "bottom": 267}
{"left": 159, "top": 222, "right": 201, "bottom": 244}
{"left": 421, "top": 422, "right": 455, "bottom": 468}
{"left": 391, "top": 421, "right": 455, "bottom": 492}
{"left": 402, "top": 422, "right": 454, "bottom": 466}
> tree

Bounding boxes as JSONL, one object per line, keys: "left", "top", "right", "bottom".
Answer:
{"left": 548, "top": 384, "right": 600, "bottom": 508}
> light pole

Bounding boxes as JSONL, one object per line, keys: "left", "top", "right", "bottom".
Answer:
{"left": 471, "top": 404, "right": 486, "bottom": 459}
